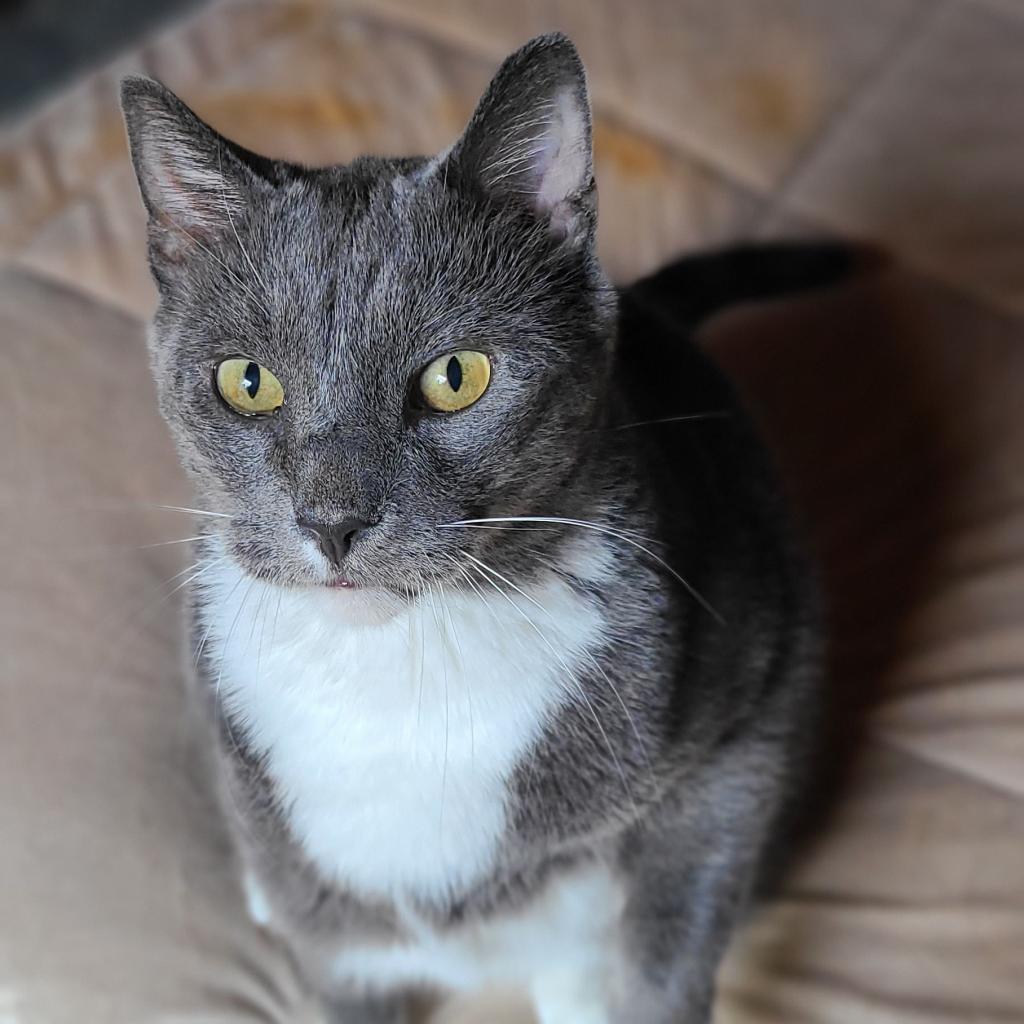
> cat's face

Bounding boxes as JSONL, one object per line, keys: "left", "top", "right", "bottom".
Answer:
{"left": 123, "top": 34, "right": 614, "bottom": 608}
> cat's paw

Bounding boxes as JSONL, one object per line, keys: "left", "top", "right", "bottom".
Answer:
{"left": 531, "top": 970, "right": 611, "bottom": 1024}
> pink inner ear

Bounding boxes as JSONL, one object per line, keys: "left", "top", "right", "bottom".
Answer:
{"left": 534, "top": 87, "right": 590, "bottom": 215}
{"left": 149, "top": 136, "right": 245, "bottom": 237}
{"left": 162, "top": 169, "right": 217, "bottom": 233}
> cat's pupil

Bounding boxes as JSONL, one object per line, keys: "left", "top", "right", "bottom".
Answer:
{"left": 243, "top": 362, "right": 261, "bottom": 399}
{"left": 446, "top": 356, "right": 463, "bottom": 392}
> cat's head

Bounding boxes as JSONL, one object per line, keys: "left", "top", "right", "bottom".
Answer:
{"left": 122, "top": 34, "right": 617, "bottom": 614}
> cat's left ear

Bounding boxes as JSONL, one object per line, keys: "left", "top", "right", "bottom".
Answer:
{"left": 120, "top": 77, "right": 270, "bottom": 271}
{"left": 443, "top": 33, "right": 596, "bottom": 248}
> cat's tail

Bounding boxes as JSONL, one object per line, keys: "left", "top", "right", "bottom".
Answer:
{"left": 625, "top": 241, "right": 884, "bottom": 333}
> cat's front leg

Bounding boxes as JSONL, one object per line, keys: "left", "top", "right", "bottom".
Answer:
{"left": 525, "top": 897, "right": 725, "bottom": 1024}
{"left": 607, "top": 755, "right": 784, "bottom": 1024}
{"left": 606, "top": 843, "right": 759, "bottom": 1024}
{"left": 530, "top": 966, "right": 615, "bottom": 1024}
{"left": 524, "top": 902, "right": 720, "bottom": 1024}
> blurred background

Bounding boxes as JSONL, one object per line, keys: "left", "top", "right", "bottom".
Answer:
{"left": 1, "top": 2, "right": 1022, "bottom": 1023}
{"left": 0, "top": 0, "right": 203, "bottom": 119}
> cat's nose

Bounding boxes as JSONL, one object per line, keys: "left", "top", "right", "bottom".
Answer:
{"left": 297, "top": 516, "right": 372, "bottom": 568}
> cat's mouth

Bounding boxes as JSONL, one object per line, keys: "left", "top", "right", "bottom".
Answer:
{"left": 311, "top": 576, "right": 410, "bottom": 626}
{"left": 326, "top": 578, "right": 358, "bottom": 590}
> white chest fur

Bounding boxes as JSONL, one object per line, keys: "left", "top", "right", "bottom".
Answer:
{"left": 199, "top": 541, "right": 609, "bottom": 903}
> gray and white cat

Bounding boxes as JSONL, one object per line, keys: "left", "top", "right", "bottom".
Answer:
{"left": 121, "top": 33, "right": 827, "bottom": 1024}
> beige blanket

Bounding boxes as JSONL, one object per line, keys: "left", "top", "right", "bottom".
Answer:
{"left": 2, "top": 2, "right": 1022, "bottom": 1021}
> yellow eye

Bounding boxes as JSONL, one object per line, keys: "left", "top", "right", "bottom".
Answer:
{"left": 419, "top": 350, "right": 491, "bottom": 413}
{"left": 215, "top": 358, "right": 284, "bottom": 416}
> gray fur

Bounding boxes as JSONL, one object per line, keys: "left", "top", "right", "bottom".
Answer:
{"left": 122, "top": 33, "right": 821, "bottom": 1023}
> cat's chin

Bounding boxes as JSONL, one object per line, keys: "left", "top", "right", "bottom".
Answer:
{"left": 314, "top": 583, "right": 407, "bottom": 627}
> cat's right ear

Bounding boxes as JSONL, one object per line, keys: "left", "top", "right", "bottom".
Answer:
{"left": 120, "top": 77, "right": 264, "bottom": 270}
{"left": 440, "top": 34, "right": 596, "bottom": 250}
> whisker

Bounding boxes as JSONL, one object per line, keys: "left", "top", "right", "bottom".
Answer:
{"left": 426, "top": 583, "right": 451, "bottom": 839}
{"left": 31, "top": 531, "right": 214, "bottom": 566}
{"left": 215, "top": 579, "right": 256, "bottom": 766}
{"left": 461, "top": 546, "right": 652, "bottom": 780}
{"left": 462, "top": 552, "right": 639, "bottom": 820}
{"left": 441, "top": 552, "right": 517, "bottom": 650}
{"left": 136, "top": 534, "right": 208, "bottom": 550}
{"left": 249, "top": 581, "right": 272, "bottom": 709}
{"left": 0, "top": 498, "right": 231, "bottom": 522}
{"left": 155, "top": 504, "right": 233, "bottom": 519}
{"left": 443, "top": 515, "right": 659, "bottom": 546}
{"left": 270, "top": 590, "right": 283, "bottom": 656}
{"left": 605, "top": 411, "right": 730, "bottom": 431}
{"left": 403, "top": 582, "right": 416, "bottom": 655}
{"left": 436, "top": 580, "right": 464, "bottom": 664}
{"left": 438, "top": 579, "right": 473, "bottom": 760}
{"left": 443, "top": 517, "right": 723, "bottom": 625}
{"left": 192, "top": 616, "right": 218, "bottom": 671}
{"left": 207, "top": 577, "right": 276, "bottom": 859}
{"left": 160, "top": 556, "right": 229, "bottom": 605}
{"left": 514, "top": 549, "right": 655, "bottom": 781}
{"left": 435, "top": 524, "right": 562, "bottom": 534}
{"left": 194, "top": 570, "right": 244, "bottom": 670}
{"left": 416, "top": 584, "right": 427, "bottom": 750}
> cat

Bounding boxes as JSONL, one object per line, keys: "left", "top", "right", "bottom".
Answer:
{"left": 121, "top": 33, "right": 831, "bottom": 1024}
